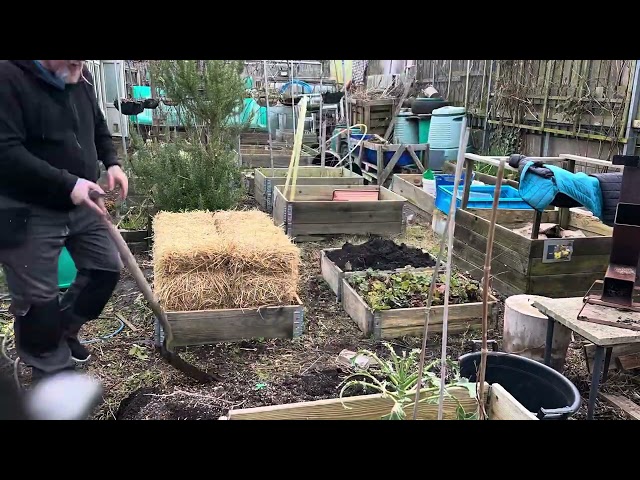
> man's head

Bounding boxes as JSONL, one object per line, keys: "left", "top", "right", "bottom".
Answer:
{"left": 39, "top": 60, "right": 86, "bottom": 84}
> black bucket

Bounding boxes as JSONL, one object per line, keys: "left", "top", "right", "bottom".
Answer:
{"left": 459, "top": 352, "right": 581, "bottom": 420}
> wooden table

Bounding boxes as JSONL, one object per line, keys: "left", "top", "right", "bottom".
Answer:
{"left": 533, "top": 297, "right": 640, "bottom": 420}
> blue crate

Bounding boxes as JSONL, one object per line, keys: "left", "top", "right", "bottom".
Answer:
{"left": 434, "top": 173, "right": 475, "bottom": 190}
{"left": 435, "top": 185, "right": 532, "bottom": 214}
{"left": 350, "top": 134, "right": 415, "bottom": 167}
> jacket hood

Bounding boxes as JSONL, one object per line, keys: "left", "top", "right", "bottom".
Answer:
{"left": 12, "top": 60, "right": 71, "bottom": 91}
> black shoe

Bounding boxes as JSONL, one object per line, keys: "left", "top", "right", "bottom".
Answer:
{"left": 67, "top": 337, "right": 92, "bottom": 363}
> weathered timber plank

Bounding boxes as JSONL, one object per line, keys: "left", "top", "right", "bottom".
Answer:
{"left": 528, "top": 272, "right": 609, "bottom": 298}
{"left": 380, "top": 323, "right": 481, "bottom": 338}
{"left": 275, "top": 184, "right": 382, "bottom": 201}
{"left": 391, "top": 174, "right": 435, "bottom": 217}
{"left": 341, "top": 279, "right": 373, "bottom": 336}
{"left": 454, "top": 224, "right": 530, "bottom": 275}
{"left": 617, "top": 353, "right": 640, "bottom": 371}
{"left": 290, "top": 221, "right": 403, "bottom": 237}
{"left": 167, "top": 305, "right": 301, "bottom": 346}
{"left": 320, "top": 249, "right": 343, "bottom": 299}
{"left": 488, "top": 384, "right": 537, "bottom": 420}
{"left": 453, "top": 238, "right": 529, "bottom": 292}
{"left": 452, "top": 254, "right": 525, "bottom": 297}
{"left": 293, "top": 207, "right": 402, "bottom": 225}
{"left": 226, "top": 385, "right": 484, "bottom": 420}
{"left": 529, "top": 255, "right": 609, "bottom": 276}
{"left": 568, "top": 211, "right": 613, "bottom": 236}
{"left": 455, "top": 209, "right": 532, "bottom": 257}
{"left": 529, "top": 236, "right": 612, "bottom": 257}
{"left": 599, "top": 394, "right": 640, "bottom": 420}
{"left": 532, "top": 297, "right": 640, "bottom": 346}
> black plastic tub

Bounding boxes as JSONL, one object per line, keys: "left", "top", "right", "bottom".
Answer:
{"left": 459, "top": 351, "right": 581, "bottom": 420}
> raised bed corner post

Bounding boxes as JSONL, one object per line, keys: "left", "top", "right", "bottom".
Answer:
{"left": 461, "top": 155, "right": 474, "bottom": 210}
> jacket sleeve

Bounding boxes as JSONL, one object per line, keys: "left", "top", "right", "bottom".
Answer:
{"left": 83, "top": 68, "right": 120, "bottom": 169}
{"left": 0, "top": 69, "right": 77, "bottom": 208}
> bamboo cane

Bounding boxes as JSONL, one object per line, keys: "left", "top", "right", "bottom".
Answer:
{"left": 411, "top": 117, "right": 468, "bottom": 421}
{"left": 436, "top": 124, "right": 470, "bottom": 421}
{"left": 477, "top": 158, "right": 505, "bottom": 419}
{"left": 283, "top": 95, "right": 308, "bottom": 201}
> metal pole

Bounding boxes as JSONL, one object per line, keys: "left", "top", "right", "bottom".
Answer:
{"left": 290, "top": 60, "right": 296, "bottom": 143}
{"left": 623, "top": 60, "right": 640, "bottom": 156}
{"left": 320, "top": 61, "right": 326, "bottom": 168}
{"left": 342, "top": 60, "right": 352, "bottom": 171}
{"left": 482, "top": 60, "right": 494, "bottom": 152}
{"left": 114, "top": 61, "right": 128, "bottom": 164}
{"left": 263, "top": 60, "right": 274, "bottom": 173}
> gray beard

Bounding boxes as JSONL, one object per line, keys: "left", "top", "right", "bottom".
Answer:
{"left": 55, "top": 66, "right": 73, "bottom": 84}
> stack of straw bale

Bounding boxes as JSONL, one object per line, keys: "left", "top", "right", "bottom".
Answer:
{"left": 153, "top": 210, "right": 300, "bottom": 311}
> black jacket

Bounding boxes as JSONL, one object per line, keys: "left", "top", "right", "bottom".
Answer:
{"left": 0, "top": 60, "right": 120, "bottom": 210}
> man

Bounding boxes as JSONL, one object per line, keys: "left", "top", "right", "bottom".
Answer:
{"left": 0, "top": 60, "right": 128, "bottom": 380}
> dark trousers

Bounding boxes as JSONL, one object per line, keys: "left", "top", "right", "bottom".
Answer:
{"left": 0, "top": 195, "right": 122, "bottom": 373}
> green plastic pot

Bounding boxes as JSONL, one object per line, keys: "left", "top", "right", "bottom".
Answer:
{"left": 58, "top": 247, "right": 77, "bottom": 290}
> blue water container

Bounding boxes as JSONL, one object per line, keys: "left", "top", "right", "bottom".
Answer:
{"left": 428, "top": 106, "right": 466, "bottom": 149}
{"left": 393, "top": 112, "right": 419, "bottom": 144}
{"left": 435, "top": 185, "right": 533, "bottom": 214}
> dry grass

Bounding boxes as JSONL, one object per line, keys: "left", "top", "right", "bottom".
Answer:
{"left": 153, "top": 210, "right": 300, "bottom": 311}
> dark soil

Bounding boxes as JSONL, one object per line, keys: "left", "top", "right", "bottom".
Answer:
{"left": 5, "top": 194, "right": 636, "bottom": 421}
{"left": 326, "top": 237, "right": 436, "bottom": 271}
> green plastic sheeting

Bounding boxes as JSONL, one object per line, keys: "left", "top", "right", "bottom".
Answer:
{"left": 129, "top": 85, "right": 182, "bottom": 127}
{"left": 128, "top": 86, "right": 267, "bottom": 130}
{"left": 227, "top": 98, "right": 267, "bottom": 129}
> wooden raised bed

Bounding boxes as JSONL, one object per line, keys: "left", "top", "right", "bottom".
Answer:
{"left": 240, "top": 145, "right": 314, "bottom": 169}
{"left": 272, "top": 184, "right": 406, "bottom": 240}
{"left": 452, "top": 208, "right": 612, "bottom": 298}
{"left": 254, "top": 166, "right": 364, "bottom": 213}
{"left": 119, "top": 229, "right": 149, "bottom": 254}
{"left": 156, "top": 302, "right": 304, "bottom": 348}
{"left": 223, "top": 383, "right": 537, "bottom": 420}
{"left": 320, "top": 248, "right": 443, "bottom": 301}
{"left": 340, "top": 274, "right": 498, "bottom": 340}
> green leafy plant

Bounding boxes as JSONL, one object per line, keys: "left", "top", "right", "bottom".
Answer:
{"left": 116, "top": 201, "right": 149, "bottom": 231}
{"left": 339, "top": 342, "right": 478, "bottom": 420}
{"left": 348, "top": 270, "right": 482, "bottom": 311}
{"left": 128, "top": 344, "right": 149, "bottom": 361}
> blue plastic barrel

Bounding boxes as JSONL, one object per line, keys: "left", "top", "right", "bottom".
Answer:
{"left": 393, "top": 112, "right": 419, "bottom": 144}
{"left": 428, "top": 106, "right": 466, "bottom": 149}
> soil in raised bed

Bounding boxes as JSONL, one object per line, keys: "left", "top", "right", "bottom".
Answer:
{"left": 326, "top": 238, "right": 436, "bottom": 271}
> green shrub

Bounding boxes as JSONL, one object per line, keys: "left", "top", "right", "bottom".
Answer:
{"left": 131, "top": 138, "right": 243, "bottom": 212}
{"left": 128, "top": 60, "right": 248, "bottom": 212}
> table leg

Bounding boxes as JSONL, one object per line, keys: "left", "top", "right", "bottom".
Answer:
{"left": 587, "top": 346, "right": 606, "bottom": 420}
{"left": 544, "top": 318, "right": 555, "bottom": 366}
{"left": 602, "top": 347, "right": 613, "bottom": 383}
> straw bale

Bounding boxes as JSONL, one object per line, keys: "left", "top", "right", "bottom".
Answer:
{"left": 153, "top": 209, "right": 300, "bottom": 311}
